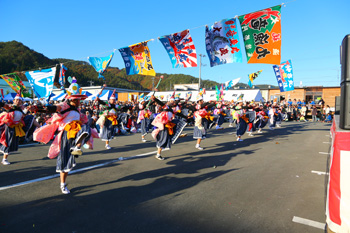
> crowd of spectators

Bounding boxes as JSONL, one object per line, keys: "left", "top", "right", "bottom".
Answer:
{"left": 0, "top": 96, "right": 334, "bottom": 143}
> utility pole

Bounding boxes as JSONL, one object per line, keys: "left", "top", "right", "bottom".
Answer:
{"left": 198, "top": 54, "right": 206, "bottom": 90}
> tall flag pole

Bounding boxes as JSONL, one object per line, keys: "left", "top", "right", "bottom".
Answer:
{"left": 146, "top": 75, "right": 164, "bottom": 110}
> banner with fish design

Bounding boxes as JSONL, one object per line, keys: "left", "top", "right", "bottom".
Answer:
{"left": 205, "top": 18, "right": 242, "bottom": 67}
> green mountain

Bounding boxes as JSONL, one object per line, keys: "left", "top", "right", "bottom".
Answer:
{"left": 0, "top": 41, "right": 275, "bottom": 91}
{"left": 0, "top": 41, "right": 56, "bottom": 75}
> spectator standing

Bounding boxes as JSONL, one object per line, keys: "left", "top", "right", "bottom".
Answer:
{"left": 297, "top": 99, "right": 302, "bottom": 109}
{"left": 312, "top": 106, "right": 317, "bottom": 122}
{"left": 325, "top": 105, "right": 330, "bottom": 115}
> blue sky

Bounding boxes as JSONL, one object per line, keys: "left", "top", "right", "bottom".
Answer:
{"left": 1, "top": 0, "right": 349, "bottom": 87}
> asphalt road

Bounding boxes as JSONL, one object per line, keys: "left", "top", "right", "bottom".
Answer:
{"left": 0, "top": 121, "right": 332, "bottom": 233}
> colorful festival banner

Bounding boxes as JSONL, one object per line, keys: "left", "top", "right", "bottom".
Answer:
{"left": 0, "top": 73, "right": 31, "bottom": 97}
{"left": 273, "top": 59, "right": 294, "bottom": 92}
{"left": 224, "top": 77, "right": 241, "bottom": 90}
{"left": 58, "top": 63, "right": 68, "bottom": 87}
{"left": 159, "top": 29, "right": 197, "bottom": 68}
{"left": 237, "top": 93, "right": 244, "bottom": 101}
{"left": 238, "top": 5, "right": 282, "bottom": 64}
{"left": 205, "top": 18, "right": 242, "bottom": 67}
{"left": 119, "top": 41, "right": 156, "bottom": 76}
{"left": 215, "top": 85, "right": 220, "bottom": 101}
{"left": 215, "top": 84, "right": 224, "bottom": 101}
{"left": 25, "top": 67, "right": 56, "bottom": 99}
{"left": 88, "top": 51, "right": 115, "bottom": 79}
{"left": 248, "top": 70, "right": 263, "bottom": 88}
{"left": 186, "top": 91, "right": 192, "bottom": 101}
{"left": 220, "top": 84, "right": 224, "bottom": 101}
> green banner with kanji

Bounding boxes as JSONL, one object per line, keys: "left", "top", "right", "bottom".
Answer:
{"left": 239, "top": 5, "right": 281, "bottom": 64}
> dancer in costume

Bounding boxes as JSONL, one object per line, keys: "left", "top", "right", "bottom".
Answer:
{"left": 96, "top": 92, "right": 118, "bottom": 149}
{"left": 213, "top": 102, "right": 225, "bottom": 130}
{"left": 227, "top": 101, "right": 236, "bottom": 127}
{"left": 246, "top": 105, "right": 257, "bottom": 137}
{"left": 192, "top": 92, "right": 216, "bottom": 150}
{"left": 0, "top": 94, "right": 38, "bottom": 165}
{"left": 151, "top": 96, "right": 188, "bottom": 160}
{"left": 268, "top": 106, "right": 276, "bottom": 130}
{"left": 255, "top": 107, "right": 269, "bottom": 133}
{"left": 232, "top": 101, "right": 248, "bottom": 142}
{"left": 33, "top": 80, "right": 98, "bottom": 194}
{"left": 170, "top": 93, "right": 188, "bottom": 139}
{"left": 181, "top": 93, "right": 195, "bottom": 127}
{"left": 118, "top": 105, "right": 132, "bottom": 134}
{"left": 137, "top": 94, "right": 153, "bottom": 142}
{"left": 275, "top": 106, "right": 282, "bottom": 128}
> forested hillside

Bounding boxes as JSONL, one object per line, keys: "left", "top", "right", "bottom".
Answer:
{"left": 0, "top": 41, "right": 274, "bottom": 91}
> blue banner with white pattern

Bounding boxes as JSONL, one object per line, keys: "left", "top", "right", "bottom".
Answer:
{"left": 25, "top": 67, "right": 56, "bottom": 99}
{"left": 273, "top": 60, "right": 294, "bottom": 92}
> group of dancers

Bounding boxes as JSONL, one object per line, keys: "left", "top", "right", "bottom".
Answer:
{"left": 0, "top": 81, "right": 283, "bottom": 194}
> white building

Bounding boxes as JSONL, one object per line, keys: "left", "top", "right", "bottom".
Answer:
{"left": 173, "top": 83, "right": 199, "bottom": 91}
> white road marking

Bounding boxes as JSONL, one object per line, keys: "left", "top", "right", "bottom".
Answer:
{"left": 311, "top": 170, "right": 328, "bottom": 175}
{"left": 0, "top": 150, "right": 157, "bottom": 191}
{"left": 292, "top": 216, "right": 325, "bottom": 230}
{"left": 323, "top": 142, "right": 331, "bottom": 144}
{"left": 0, "top": 174, "right": 60, "bottom": 191}
{"left": 319, "top": 152, "right": 330, "bottom": 155}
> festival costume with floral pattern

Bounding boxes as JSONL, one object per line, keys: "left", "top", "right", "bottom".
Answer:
{"left": 33, "top": 101, "right": 99, "bottom": 172}
{"left": 0, "top": 103, "right": 35, "bottom": 156}
{"left": 97, "top": 103, "right": 119, "bottom": 142}
{"left": 231, "top": 106, "right": 248, "bottom": 137}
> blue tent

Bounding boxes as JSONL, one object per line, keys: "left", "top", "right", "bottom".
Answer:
{"left": 86, "top": 90, "right": 117, "bottom": 101}
{"left": 52, "top": 92, "right": 67, "bottom": 101}
{"left": 81, "top": 91, "right": 92, "bottom": 96}
{"left": 3, "top": 93, "right": 17, "bottom": 101}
